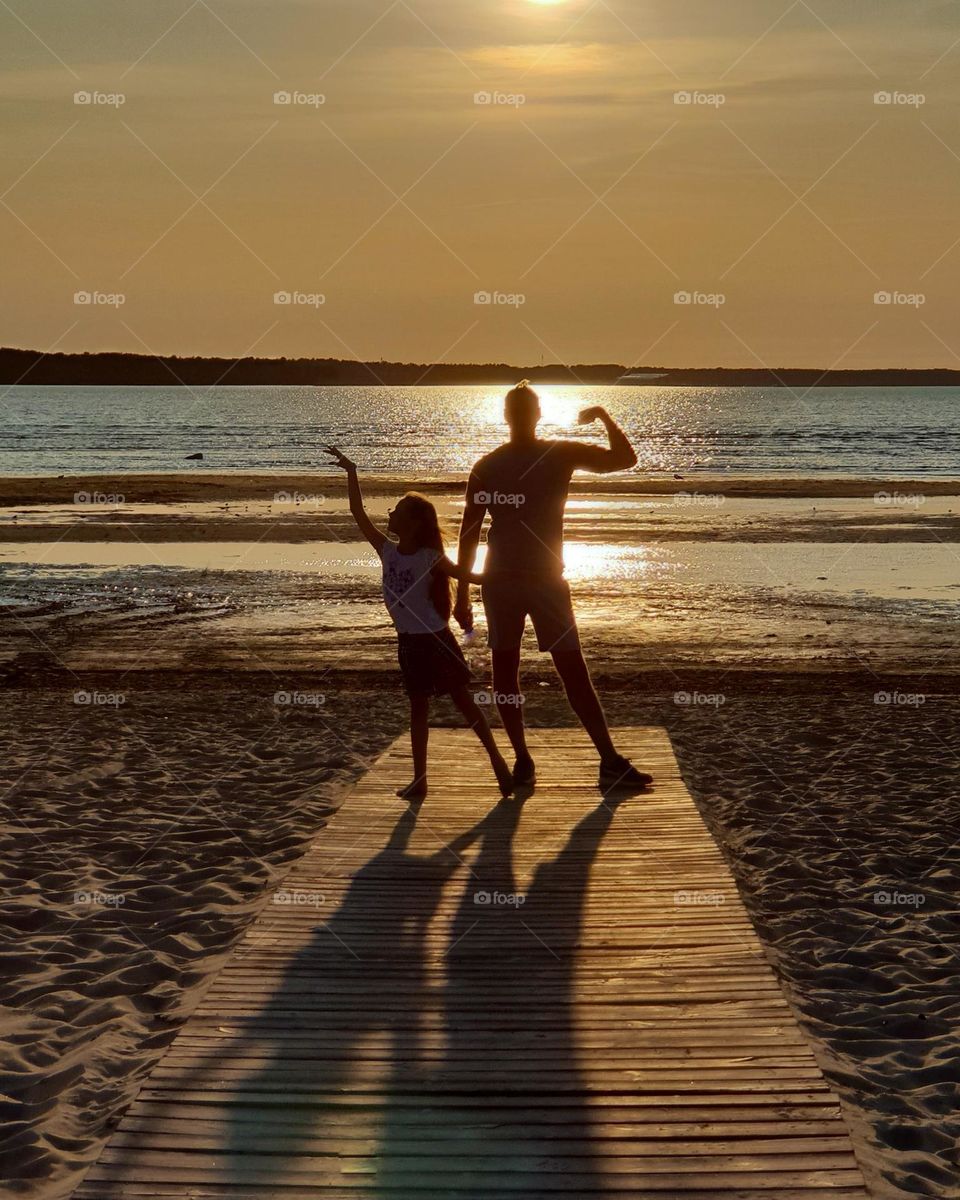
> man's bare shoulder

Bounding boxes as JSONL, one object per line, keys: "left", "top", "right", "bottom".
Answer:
{"left": 473, "top": 439, "right": 583, "bottom": 481}
{"left": 471, "top": 444, "right": 512, "bottom": 478}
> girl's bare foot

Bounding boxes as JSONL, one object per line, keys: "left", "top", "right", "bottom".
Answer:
{"left": 492, "top": 758, "right": 514, "bottom": 798}
{"left": 397, "top": 778, "right": 427, "bottom": 801}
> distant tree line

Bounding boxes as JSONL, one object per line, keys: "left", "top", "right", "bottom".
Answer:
{"left": 1, "top": 347, "right": 957, "bottom": 387}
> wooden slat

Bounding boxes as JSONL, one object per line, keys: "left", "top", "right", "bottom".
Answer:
{"left": 74, "top": 727, "right": 868, "bottom": 1197}
{"left": 71, "top": 1190, "right": 875, "bottom": 1200}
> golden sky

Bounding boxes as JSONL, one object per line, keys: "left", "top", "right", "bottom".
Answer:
{"left": 3, "top": 0, "right": 959, "bottom": 367}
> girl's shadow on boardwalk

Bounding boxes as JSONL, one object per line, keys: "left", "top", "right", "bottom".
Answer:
{"left": 164, "top": 791, "right": 622, "bottom": 1196}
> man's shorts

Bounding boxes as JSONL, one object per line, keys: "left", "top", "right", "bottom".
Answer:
{"left": 481, "top": 573, "right": 581, "bottom": 654}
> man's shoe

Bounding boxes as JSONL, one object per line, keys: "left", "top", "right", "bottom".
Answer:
{"left": 599, "top": 755, "right": 653, "bottom": 790}
{"left": 512, "top": 753, "right": 536, "bottom": 786}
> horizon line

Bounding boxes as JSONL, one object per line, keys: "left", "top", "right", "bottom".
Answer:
{"left": 3, "top": 346, "right": 960, "bottom": 376}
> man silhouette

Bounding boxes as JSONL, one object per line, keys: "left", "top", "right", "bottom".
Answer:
{"left": 454, "top": 381, "right": 653, "bottom": 790}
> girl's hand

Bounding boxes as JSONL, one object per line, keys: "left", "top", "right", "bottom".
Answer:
{"left": 325, "top": 444, "right": 357, "bottom": 472}
{"left": 453, "top": 593, "right": 474, "bottom": 631}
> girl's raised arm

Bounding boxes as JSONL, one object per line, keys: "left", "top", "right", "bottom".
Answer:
{"left": 324, "top": 445, "right": 387, "bottom": 553}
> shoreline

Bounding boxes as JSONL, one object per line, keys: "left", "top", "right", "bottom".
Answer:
{"left": 0, "top": 472, "right": 958, "bottom": 505}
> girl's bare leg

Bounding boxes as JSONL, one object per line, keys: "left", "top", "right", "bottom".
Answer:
{"left": 397, "top": 694, "right": 429, "bottom": 799}
{"left": 449, "top": 686, "right": 514, "bottom": 797}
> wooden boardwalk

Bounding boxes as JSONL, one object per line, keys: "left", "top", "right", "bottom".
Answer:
{"left": 76, "top": 727, "right": 869, "bottom": 1199}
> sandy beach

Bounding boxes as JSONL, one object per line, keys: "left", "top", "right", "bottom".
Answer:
{"left": 2, "top": 474, "right": 959, "bottom": 1199}
{"left": 2, "top": 681, "right": 958, "bottom": 1198}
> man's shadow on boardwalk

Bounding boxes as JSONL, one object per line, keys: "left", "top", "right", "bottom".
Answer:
{"left": 161, "top": 788, "right": 625, "bottom": 1196}
{"left": 423, "top": 792, "right": 623, "bottom": 1197}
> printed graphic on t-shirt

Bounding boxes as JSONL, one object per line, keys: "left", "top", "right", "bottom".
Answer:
{"left": 384, "top": 553, "right": 418, "bottom": 611}
{"left": 380, "top": 545, "right": 445, "bottom": 634}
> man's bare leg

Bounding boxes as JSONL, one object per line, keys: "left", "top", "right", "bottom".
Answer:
{"left": 492, "top": 648, "right": 535, "bottom": 782}
{"left": 551, "top": 648, "right": 653, "bottom": 787}
{"left": 550, "top": 648, "right": 617, "bottom": 760}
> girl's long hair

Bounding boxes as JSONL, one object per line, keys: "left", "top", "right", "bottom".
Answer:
{"left": 403, "top": 491, "right": 452, "bottom": 622}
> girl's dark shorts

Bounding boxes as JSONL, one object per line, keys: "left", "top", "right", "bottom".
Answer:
{"left": 397, "top": 627, "right": 472, "bottom": 698}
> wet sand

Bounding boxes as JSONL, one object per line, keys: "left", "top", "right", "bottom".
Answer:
{"left": 2, "top": 491, "right": 960, "bottom": 546}
{"left": 2, "top": 530, "right": 959, "bottom": 680}
{"left": 1, "top": 469, "right": 959, "bottom": 506}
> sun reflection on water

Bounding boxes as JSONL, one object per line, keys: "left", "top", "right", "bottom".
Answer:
{"left": 467, "top": 541, "right": 655, "bottom": 585}
{"left": 366, "top": 383, "right": 723, "bottom": 476}
{"left": 477, "top": 386, "right": 584, "bottom": 432}
{"left": 559, "top": 542, "right": 654, "bottom": 583}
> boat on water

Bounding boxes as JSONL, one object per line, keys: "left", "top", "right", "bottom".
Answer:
{"left": 615, "top": 371, "right": 669, "bottom": 384}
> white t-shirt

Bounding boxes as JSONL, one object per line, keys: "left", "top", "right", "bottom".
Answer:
{"left": 378, "top": 541, "right": 447, "bottom": 635}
